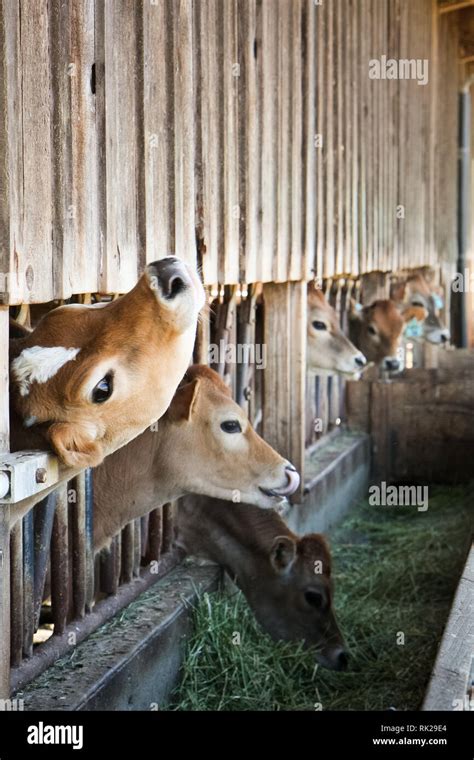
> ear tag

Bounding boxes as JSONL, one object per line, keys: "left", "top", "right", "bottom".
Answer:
{"left": 354, "top": 302, "right": 363, "bottom": 313}
{"left": 433, "top": 294, "right": 444, "bottom": 310}
{"left": 404, "top": 318, "right": 423, "bottom": 338}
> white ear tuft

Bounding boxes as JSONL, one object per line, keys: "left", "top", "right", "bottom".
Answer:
{"left": 11, "top": 346, "right": 80, "bottom": 396}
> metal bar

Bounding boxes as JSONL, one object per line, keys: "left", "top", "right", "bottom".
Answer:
{"left": 84, "top": 469, "right": 94, "bottom": 613}
{"left": 33, "top": 493, "right": 57, "bottom": 630}
{"left": 144, "top": 508, "right": 162, "bottom": 565}
{"left": 121, "top": 523, "right": 134, "bottom": 585}
{"left": 72, "top": 474, "right": 86, "bottom": 618}
{"left": 51, "top": 484, "right": 69, "bottom": 636}
{"left": 133, "top": 519, "right": 141, "bottom": 577}
{"left": 22, "top": 509, "right": 34, "bottom": 658}
{"left": 162, "top": 503, "right": 175, "bottom": 554}
{"left": 11, "top": 549, "right": 185, "bottom": 694}
{"left": 10, "top": 521, "right": 23, "bottom": 667}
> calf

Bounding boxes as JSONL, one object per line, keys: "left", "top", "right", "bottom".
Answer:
{"left": 176, "top": 495, "right": 347, "bottom": 671}
{"left": 307, "top": 283, "right": 366, "bottom": 375}
{"left": 93, "top": 365, "right": 299, "bottom": 552}
{"left": 390, "top": 271, "right": 450, "bottom": 344}
{"left": 348, "top": 298, "right": 424, "bottom": 370}
{"left": 9, "top": 257, "right": 205, "bottom": 469}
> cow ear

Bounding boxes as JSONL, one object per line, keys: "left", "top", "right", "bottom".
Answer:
{"left": 48, "top": 422, "right": 105, "bottom": 468}
{"left": 402, "top": 304, "right": 427, "bottom": 323}
{"left": 270, "top": 536, "right": 297, "bottom": 573}
{"left": 167, "top": 378, "right": 200, "bottom": 421}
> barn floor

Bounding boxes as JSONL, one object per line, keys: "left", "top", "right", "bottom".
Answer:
{"left": 169, "top": 484, "right": 473, "bottom": 711}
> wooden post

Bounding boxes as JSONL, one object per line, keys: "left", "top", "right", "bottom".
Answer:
{"left": 263, "top": 281, "right": 306, "bottom": 500}
{"left": 0, "top": 307, "right": 11, "bottom": 698}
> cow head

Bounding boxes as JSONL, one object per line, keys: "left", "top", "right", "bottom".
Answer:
{"left": 391, "top": 273, "right": 450, "bottom": 345}
{"left": 245, "top": 531, "right": 347, "bottom": 670}
{"left": 307, "top": 284, "right": 366, "bottom": 375}
{"left": 348, "top": 298, "right": 420, "bottom": 371}
{"left": 159, "top": 365, "right": 300, "bottom": 509}
{"left": 10, "top": 257, "right": 205, "bottom": 468}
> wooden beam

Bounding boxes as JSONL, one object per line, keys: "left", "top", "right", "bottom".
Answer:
{"left": 0, "top": 307, "right": 11, "bottom": 699}
{"left": 439, "top": 0, "right": 474, "bottom": 14}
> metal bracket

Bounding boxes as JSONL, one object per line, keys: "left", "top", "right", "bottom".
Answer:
{"left": 0, "top": 451, "right": 59, "bottom": 504}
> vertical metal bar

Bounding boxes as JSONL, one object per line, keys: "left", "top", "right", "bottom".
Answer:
{"left": 162, "top": 503, "right": 175, "bottom": 554}
{"left": 51, "top": 484, "right": 69, "bottom": 636}
{"left": 84, "top": 469, "right": 94, "bottom": 612}
{"left": 33, "top": 492, "right": 57, "bottom": 629}
{"left": 144, "top": 508, "right": 162, "bottom": 565}
{"left": 22, "top": 509, "right": 34, "bottom": 658}
{"left": 133, "top": 519, "right": 141, "bottom": 578}
{"left": 121, "top": 523, "right": 134, "bottom": 584}
{"left": 114, "top": 535, "right": 122, "bottom": 590}
{"left": 456, "top": 86, "right": 470, "bottom": 348}
{"left": 0, "top": 306, "right": 11, "bottom": 697}
{"left": 72, "top": 474, "right": 86, "bottom": 618}
{"left": 10, "top": 521, "right": 23, "bottom": 667}
{"left": 99, "top": 540, "right": 118, "bottom": 596}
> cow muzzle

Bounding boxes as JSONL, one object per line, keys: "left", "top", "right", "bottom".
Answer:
{"left": 259, "top": 464, "right": 300, "bottom": 498}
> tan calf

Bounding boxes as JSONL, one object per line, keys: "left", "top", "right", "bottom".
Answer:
{"left": 177, "top": 495, "right": 347, "bottom": 671}
{"left": 93, "top": 365, "right": 299, "bottom": 552}
{"left": 9, "top": 257, "right": 205, "bottom": 469}
{"left": 390, "top": 271, "right": 450, "bottom": 344}
{"left": 307, "top": 283, "right": 366, "bottom": 375}
{"left": 348, "top": 298, "right": 425, "bottom": 370}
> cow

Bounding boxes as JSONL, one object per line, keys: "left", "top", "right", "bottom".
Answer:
{"left": 176, "top": 495, "right": 348, "bottom": 671}
{"left": 93, "top": 365, "right": 300, "bottom": 552}
{"left": 9, "top": 257, "right": 205, "bottom": 470}
{"left": 390, "top": 271, "right": 450, "bottom": 345}
{"left": 307, "top": 283, "right": 367, "bottom": 375}
{"left": 348, "top": 298, "right": 426, "bottom": 371}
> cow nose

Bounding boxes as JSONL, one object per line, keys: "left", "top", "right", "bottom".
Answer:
{"left": 354, "top": 354, "right": 366, "bottom": 368}
{"left": 336, "top": 649, "right": 349, "bottom": 671}
{"left": 384, "top": 357, "right": 400, "bottom": 372}
{"left": 149, "top": 257, "right": 190, "bottom": 299}
{"left": 440, "top": 332, "right": 449, "bottom": 343}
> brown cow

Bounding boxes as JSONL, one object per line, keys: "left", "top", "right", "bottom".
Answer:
{"left": 390, "top": 271, "right": 450, "bottom": 345}
{"left": 9, "top": 257, "right": 205, "bottom": 469}
{"left": 307, "top": 284, "right": 367, "bottom": 375}
{"left": 348, "top": 298, "right": 425, "bottom": 371}
{"left": 176, "top": 495, "right": 348, "bottom": 671}
{"left": 93, "top": 365, "right": 299, "bottom": 552}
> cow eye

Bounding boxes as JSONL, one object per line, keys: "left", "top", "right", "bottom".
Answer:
{"left": 304, "top": 590, "right": 326, "bottom": 610}
{"left": 367, "top": 325, "right": 377, "bottom": 336}
{"left": 220, "top": 420, "right": 242, "bottom": 434}
{"left": 411, "top": 300, "right": 424, "bottom": 308}
{"left": 312, "top": 321, "right": 327, "bottom": 331}
{"left": 92, "top": 373, "right": 113, "bottom": 404}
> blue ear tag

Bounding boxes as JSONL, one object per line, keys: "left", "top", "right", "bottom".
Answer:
{"left": 354, "top": 302, "right": 363, "bottom": 312}
{"left": 433, "top": 294, "right": 444, "bottom": 310}
{"left": 405, "top": 318, "right": 423, "bottom": 338}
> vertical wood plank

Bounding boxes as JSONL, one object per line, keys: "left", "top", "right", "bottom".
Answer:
{"left": 260, "top": 0, "right": 278, "bottom": 283}
{"left": 275, "top": 0, "right": 291, "bottom": 283}
{"left": 303, "top": 0, "right": 317, "bottom": 280}
{"left": 0, "top": 308, "right": 9, "bottom": 695}
{"left": 50, "top": 0, "right": 100, "bottom": 297}
{"left": 290, "top": 0, "right": 303, "bottom": 281}
{"left": 173, "top": 0, "right": 196, "bottom": 267}
{"left": 101, "top": 0, "right": 141, "bottom": 292}
{"left": 143, "top": 0, "right": 174, "bottom": 262}
{"left": 239, "top": 0, "right": 260, "bottom": 285}
{"left": 51, "top": 484, "right": 69, "bottom": 636}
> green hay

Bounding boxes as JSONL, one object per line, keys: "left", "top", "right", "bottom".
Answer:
{"left": 169, "top": 485, "right": 473, "bottom": 711}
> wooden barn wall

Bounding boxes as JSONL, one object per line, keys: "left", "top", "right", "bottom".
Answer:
{"left": 0, "top": 0, "right": 461, "bottom": 306}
